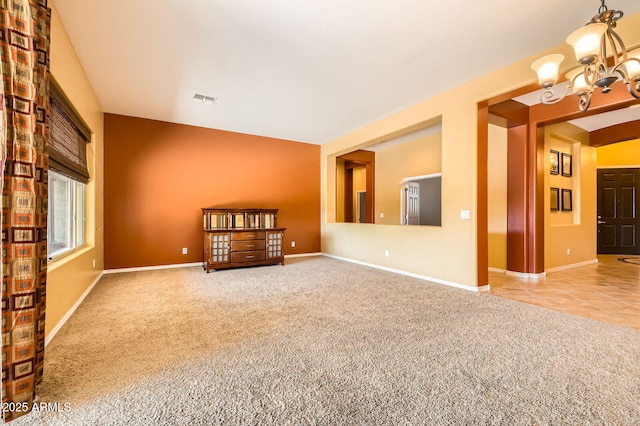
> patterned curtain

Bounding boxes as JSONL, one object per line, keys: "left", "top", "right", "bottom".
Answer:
{"left": 1, "top": 0, "right": 50, "bottom": 422}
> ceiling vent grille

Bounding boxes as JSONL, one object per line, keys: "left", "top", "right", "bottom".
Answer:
{"left": 193, "top": 94, "right": 217, "bottom": 105}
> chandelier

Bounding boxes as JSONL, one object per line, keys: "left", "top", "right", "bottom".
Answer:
{"left": 531, "top": 0, "right": 640, "bottom": 111}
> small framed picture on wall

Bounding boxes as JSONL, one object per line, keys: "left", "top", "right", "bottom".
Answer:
{"left": 550, "top": 187, "right": 559, "bottom": 211}
{"left": 550, "top": 150, "right": 560, "bottom": 175}
{"left": 562, "top": 188, "right": 572, "bottom": 211}
{"left": 561, "top": 153, "right": 572, "bottom": 177}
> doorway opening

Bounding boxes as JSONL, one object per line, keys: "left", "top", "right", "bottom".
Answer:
{"left": 478, "top": 81, "right": 640, "bottom": 285}
{"left": 356, "top": 190, "right": 367, "bottom": 223}
{"left": 597, "top": 167, "right": 640, "bottom": 255}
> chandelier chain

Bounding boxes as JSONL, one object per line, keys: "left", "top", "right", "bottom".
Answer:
{"left": 599, "top": 0, "right": 607, "bottom": 14}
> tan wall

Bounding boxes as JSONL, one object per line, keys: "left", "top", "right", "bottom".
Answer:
{"left": 544, "top": 123, "right": 597, "bottom": 270}
{"left": 103, "top": 114, "right": 321, "bottom": 269}
{"left": 487, "top": 124, "right": 507, "bottom": 270}
{"left": 596, "top": 138, "right": 640, "bottom": 167}
{"left": 47, "top": 1, "right": 104, "bottom": 339}
{"left": 375, "top": 130, "right": 441, "bottom": 225}
{"left": 321, "top": 12, "right": 640, "bottom": 288}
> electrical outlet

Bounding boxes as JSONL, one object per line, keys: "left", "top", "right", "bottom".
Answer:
{"left": 182, "top": 247, "right": 188, "bottom": 255}
{"left": 92, "top": 258, "right": 96, "bottom": 268}
{"left": 566, "top": 248, "right": 571, "bottom": 255}
{"left": 384, "top": 249, "right": 390, "bottom": 257}
{"left": 380, "top": 213, "right": 385, "bottom": 218}
{"left": 291, "top": 241, "right": 296, "bottom": 248}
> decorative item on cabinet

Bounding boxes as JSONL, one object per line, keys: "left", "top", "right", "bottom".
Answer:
{"left": 202, "top": 208, "right": 285, "bottom": 272}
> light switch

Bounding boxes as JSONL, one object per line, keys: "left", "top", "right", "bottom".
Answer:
{"left": 460, "top": 210, "right": 470, "bottom": 220}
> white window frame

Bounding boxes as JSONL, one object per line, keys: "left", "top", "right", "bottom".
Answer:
{"left": 48, "top": 170, "right": 86, "bottom": 260}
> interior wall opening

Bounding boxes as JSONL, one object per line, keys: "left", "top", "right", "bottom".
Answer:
{"left": 333, "top": 118, "right": 443, "bottom": 226}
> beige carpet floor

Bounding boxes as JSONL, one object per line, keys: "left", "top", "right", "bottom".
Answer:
{"left": 12, "top": 256, "right": 640, "bottom": 425}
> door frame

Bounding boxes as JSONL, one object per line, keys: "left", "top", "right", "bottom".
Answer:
{"left": 400, "top": 182, "right": 420, "bottom": 225}
{"left": 597, "top": 167, "right": 640, "bottom": 255}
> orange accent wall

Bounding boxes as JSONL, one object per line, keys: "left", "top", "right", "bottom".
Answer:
{"left": 104, "top": 114, "right": 320, "bottom": 269}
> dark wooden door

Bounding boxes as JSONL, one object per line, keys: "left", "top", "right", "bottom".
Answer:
{"left": 597, "top": 168, "right": 640, "bottom": 254}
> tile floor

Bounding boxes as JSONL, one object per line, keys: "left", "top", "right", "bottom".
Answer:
{"left": 489, "top": 255, "right": 640, "bottom": 330}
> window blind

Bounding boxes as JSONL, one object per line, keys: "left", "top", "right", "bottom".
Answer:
{"left": 48, "top": 80, "right": 91, "bottom": 183}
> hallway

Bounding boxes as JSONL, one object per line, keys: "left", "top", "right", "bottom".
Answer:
{"left": 489, "top": 256, "right": 640, "bottom": 330}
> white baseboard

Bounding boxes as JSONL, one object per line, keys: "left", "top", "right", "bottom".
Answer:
{"left": 104, "top": 255, "right": 323, "bottom": 273}
{"left": 45, "top": 271, "right": 104, "bottom": 347}
{"left": 488, "top": 267, "right": 506, "bottom": 274}
{"left": 104, "top": 262, "right": 203, "bottom": 274}
{"left": 322, "top": 254, "right": 489, "bottom": 293}
{"left": 545, "top": 259, "right": 598, "bottom": 273}
{"left": 285, "top": 252, "right": 323, "bottom": 259}
{"left": 505, "top": 270, "right": 547, "bottom": 280}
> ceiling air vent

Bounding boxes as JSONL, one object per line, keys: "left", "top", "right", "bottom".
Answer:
{"left": 193, "top": 94, "right": 217, "bottom": 105}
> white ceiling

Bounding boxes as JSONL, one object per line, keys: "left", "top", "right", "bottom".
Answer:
{"left": 568, "top": 106, "right": 640, "bottom": 132}
{"left": 53, "top": 0, "right": 640, "bottom": 144}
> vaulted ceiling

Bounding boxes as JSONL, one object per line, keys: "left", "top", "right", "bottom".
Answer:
{"left": 53, "top": 0, "right": 640, "bottom": 144}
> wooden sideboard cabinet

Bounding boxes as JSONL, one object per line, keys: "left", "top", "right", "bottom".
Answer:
{"left": 202, "top": 208, "right": 285, "bottom": 272}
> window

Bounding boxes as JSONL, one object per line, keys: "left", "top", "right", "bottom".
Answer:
{"left": 48, "top": 170, "right": 85, "bottom": 259}
{"left": 47, "top": 78, "right": 91, "bottom": 260}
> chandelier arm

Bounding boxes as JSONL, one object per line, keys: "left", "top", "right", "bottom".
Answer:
{"left": 579, "top": 93, "right": 593, "bottom": 112}
{"left": 612, "top": 64, "right": 626, "bottom": 80}
{"left": 601, "top": 30, "right": 610, "bottom": 64}
{"left": 583, "top": 64, "right": 598, "bottom": 86}
{"left": 613, "top": 57, "right": 640, "bottom": 82}
{"left": 607, "top": 28, "right": 627, "bottom": 62}
{"left": 626, "top": 81, "right": 640, "bottom": 99}
{"left": 540, "top": 85, "right": 570, "bottom": 105}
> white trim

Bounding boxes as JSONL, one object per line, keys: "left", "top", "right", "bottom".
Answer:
{"left": 47, "top": 245, "right": 93, "bottom": 273}
{"left": 104, "top": 256, "right": 324, "bottom": 273}
{"left": 506, "top": 270, "right": 547, "bottom": 280}
{"left": 488, "top": 267, "right": 506, "bottom": 274}
{"left": 104, "top": 262, "right": 203, "bottom": 274}
{"left": 505, "top": 270, "right": 529, "bottom": 279}
{"left": 545, "top": 259, "right": 598, "bottom": 273}
{"left": 45, "top": 271, "right": 103, "bottom": 347}
{"left": 400, "top": 172, "right": 442, "bottom": 184}
{"left": 596, "top": 166, "right": 640, "bottom": 169}
{"left": 323, "top": 254, "right": 487, "bottom": 293}
{"left": 285, "top": 252, "right": 323, "bottom": 259}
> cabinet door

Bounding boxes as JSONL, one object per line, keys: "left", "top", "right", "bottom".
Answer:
{"left": 207, "top": 232, "right": 231, "bottom": 264}
{"left": 266, "top": 231, "right": 284, "bottom": 259}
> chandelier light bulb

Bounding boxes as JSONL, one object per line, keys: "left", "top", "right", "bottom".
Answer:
{"left": 531, "top": 54, "right": 565, "bottom": 88}
{"left": 566, "top": 23, "right": 608, "bottom": 64}
{"left": 566, "top": 68, "right": 590, "bottom": 96}
{"left": 624, "top": 48, "right": 640, "bottom": 80}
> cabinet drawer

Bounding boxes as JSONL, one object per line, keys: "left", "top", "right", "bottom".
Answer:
{"left": 231, "top": 240, "right": 266, "bottom": 251}
{"left": 231, "top": 250, "right": 265, "bottom": 263}
{"left": 232, "top": 231, "right": 265, "bottom": 241}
